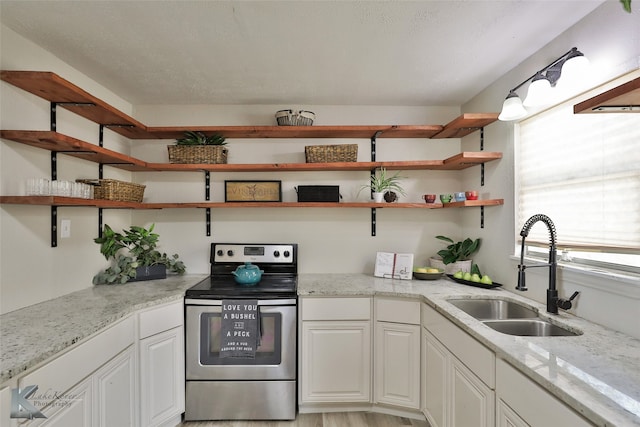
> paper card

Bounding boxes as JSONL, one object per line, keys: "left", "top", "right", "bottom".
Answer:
{"left": 374, "top": 252, "right": 414, "bottom": 280}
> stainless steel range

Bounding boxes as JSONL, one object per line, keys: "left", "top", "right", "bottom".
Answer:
{"left": 184, "top": 243, "right": 298, "bottom": 421}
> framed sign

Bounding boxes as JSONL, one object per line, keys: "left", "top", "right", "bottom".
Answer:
{"left": 225, "top": 180, "right": 282, "bottom": 202}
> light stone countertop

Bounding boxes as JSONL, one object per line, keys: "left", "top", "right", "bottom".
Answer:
{"left": 0, "top": 274, "right": 208, "bottom": 384}
{"left": 1, "top": 273, "right": 638, "bottom": 427}
{"left": 298, "top": 273, "right": 640, "bottom": 427}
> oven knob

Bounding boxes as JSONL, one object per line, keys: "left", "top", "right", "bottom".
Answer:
{"left": 227, "top": 250, "right": 234, "bottom": 257}
{"left": 284, "top": 250, "right": 290, "bottom": 258}
{"left": 216, "top": 250, "right": 224, "bottom": 257}
{"left": 273, "top": 250, "right": 280, "bottom": 257}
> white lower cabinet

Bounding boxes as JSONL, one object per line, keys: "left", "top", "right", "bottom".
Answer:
{"left": 138, "top": 301, "right": 185, "bottom": 427}
{"left": 94, "top": 345, "right": 136, "bottom": 427}
{"left": 422, "top": 304, "right": 495, "bottom": 427}
{"left": 496, "top": 358, "right": 594, "bottom": 427}
{"left": 374, "top": 298, "right": 421, "bottom": 410}
{"left": 300, "top": 297, "right": 372, "bottom": 404}
{"left": 32, "top": 376, "right": 93, "bottom": 427}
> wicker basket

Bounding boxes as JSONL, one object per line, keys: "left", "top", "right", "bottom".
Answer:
{"left": 167, "top": 145, "right": 228, "bottom": 164}
{"left": 305, "top": 144, "right": 358, "bottom": 163}
{"left": 77, "top": 179, "right": 145, "bottom": 202}
{"left": 276, "top": 109, "right": 315, "bottom": 126}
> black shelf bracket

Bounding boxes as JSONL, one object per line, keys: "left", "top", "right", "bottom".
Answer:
{"left": 370, "top": 131, "right": 382, "bottom": 162}
{"left": 371, "top": 208, "right": 377, "bottom": 236}
{"left": 205, "top": 171, "right": 211, "bottom": 200}
{"left": 50, "top": 102, "right": 58, "bottom": 247}
{"left": 480, "top": 127, "right": 485, "bottom": 228}
{"left": 98, "top": 125, "right": 105, "bottom": 238}
{"left": 206, "top": 208, "right": 211, "bottom": 237}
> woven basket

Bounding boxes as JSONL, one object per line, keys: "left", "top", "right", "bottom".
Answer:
{"left": 276, "top": 109, "right": 315, "bottom": 126}
{"left": 305, "top": 144, "right": 358, "bottom": 163}
{"left": 77, "top": 179, "right": 145, "bottom": 202}
{"left": 167, "top": 145, "right": 228, "bottom": 164}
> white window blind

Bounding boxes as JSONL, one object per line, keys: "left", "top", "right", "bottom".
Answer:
{"left": 517, "top": 102, "right": 640, "bottom": 253}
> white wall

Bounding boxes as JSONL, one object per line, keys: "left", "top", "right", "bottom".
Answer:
{"left": 2, "top": 1, "right": 639, "bottom": 339}
{"left": 461, "top": 1, "right": 640, "bottom": 338}
{"left": 1, "top": 24, "right": 467, "bottom": 314}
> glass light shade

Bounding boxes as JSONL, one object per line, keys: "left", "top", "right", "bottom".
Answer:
{"left": 498, "top": 92, "right": 527, "bottom": 121}
{"left": 523, "top": 74, "right": 552, "bottom": 107}
{"left": 556, "top": 50, "right": 589, "bottom": 92}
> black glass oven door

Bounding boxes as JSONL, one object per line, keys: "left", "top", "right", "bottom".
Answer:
{"left": 200, "top": 311, "right": 282, "bottom": 365}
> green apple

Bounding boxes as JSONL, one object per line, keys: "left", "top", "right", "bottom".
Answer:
{"left": 453, "top": 270, "right": 464, "bottom": 279}
{"left": 471, "top": 273, "right": 481, "bottom": 282}
{"left": 463, "top": 272, "right": 472, "bottom": 281}
{"left": 415, "top": 267, "right": 428, "bottom": 273}
{"left": 480, "top": 275, "right": 493, "bottom": 285}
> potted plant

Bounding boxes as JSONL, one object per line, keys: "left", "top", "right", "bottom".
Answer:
{"left": 430, "top": 235, "right": 481, "bottom": 274}
{"left": 167, "top": 130, "right": 228, "bottom": 164}
{"left": 93, "top": 223, "right": 186, "bottom": 285}
{"left": 359, "top": 167, "right": 406, "bottom": 203}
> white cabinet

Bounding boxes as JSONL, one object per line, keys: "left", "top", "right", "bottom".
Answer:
{"left": 422, "top": 304, "right": 495, "bottom": 427}
{"left": 94, "top": 346, "right": 136, "bottom": 427}
{"left": 138, "top": 301, "right": 185, "bottom": 427}
{"left": 374, "top": 298, "right": 421, "bottom": 409}
{"left": 496, "top": 358, "right": 593, "bottom": 427}
{"left": 16, "top": 317, "right": 136, "bottom": 427}
{"left": 300, "top": 297, "right": 372, "bottom": 404}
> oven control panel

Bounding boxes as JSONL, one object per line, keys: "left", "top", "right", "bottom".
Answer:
{"left": 212, "top": 244, "right": 295, "bottom": 264}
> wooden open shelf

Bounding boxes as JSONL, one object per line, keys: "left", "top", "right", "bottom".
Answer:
{"left": 574, "top": 76, "right": 640, "bottom": 114}
{"left": 1, "top": 130, "right": 501, "bottom": 172}
{"left": 1, "top": 70, "right": 498, "bottom": 140}
{"left": 0, "top": 196, "right": 504, "bottom": 210}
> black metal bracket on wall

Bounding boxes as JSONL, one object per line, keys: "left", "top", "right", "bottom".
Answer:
{"left": 480, "top": 127, "right": 485, "bottom": 229}
{"left": 370, "top": 131, "right": 383, "bottom": 236}
{"left": 50, "top": 103, "right": 58, "bottom": 247}
{"left": 205, "top": 171, "right": 211, "bottom": 236}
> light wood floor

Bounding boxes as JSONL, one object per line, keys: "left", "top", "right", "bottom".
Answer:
{"left": 180, "top": 412, "right": 430, "bottom": 427}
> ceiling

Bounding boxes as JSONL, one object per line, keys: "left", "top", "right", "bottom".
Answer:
{"left": 0, "top": 0, "right": 606, "bottom": 107}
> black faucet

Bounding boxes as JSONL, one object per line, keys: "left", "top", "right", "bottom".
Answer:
{"left": 516, "top": 214, "right": 579, "bottom": 314}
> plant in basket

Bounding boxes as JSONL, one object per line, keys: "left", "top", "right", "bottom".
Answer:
{"left": 93, "top": 223, "right": 185, "bottom": 285}
{"left": 430, "top": 235, "right": 481, "bottom": 274}
{"left": 168, "top": 131, "right": 228, "bottom": 164}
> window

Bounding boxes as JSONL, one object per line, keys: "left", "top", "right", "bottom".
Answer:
{"left": 516, "top": 91, "right": 640, "bottom": 273}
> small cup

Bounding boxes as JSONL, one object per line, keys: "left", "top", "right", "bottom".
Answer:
{"left": 465, "top": 190, "right": 478, "bottom": 200}
{"left": 440, "top": 194, "right": 452, "bottom": 203}
{"left": 454, "top": 192, "right": 466, "bottom": 202}
{"left": 423, "top": 194, "right": 436, "bottom": 204}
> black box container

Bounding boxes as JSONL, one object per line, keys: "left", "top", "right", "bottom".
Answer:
{"left": 296, "top": 185, "right": 340, "bottom": 202}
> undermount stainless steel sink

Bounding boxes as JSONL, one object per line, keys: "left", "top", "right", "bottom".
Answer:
{"left": 447, "top": 298, "right": 581, "bottom": 337}
{"left": 448, "top": 298, "right": 538, "bottom": 320}
{"left": 483, "top": 319, "right": 581, "bottom": 337}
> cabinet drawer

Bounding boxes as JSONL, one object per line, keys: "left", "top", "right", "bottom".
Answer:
{"left": 422, "top": 303, "right": 495, "bottom": 388}
{"left": 301, "top": 297, "right": 371, "bottom": 321}
{"left": 376, "top": 297, "right": 420, "bottom": 324}
{"left": 139, "top": 300, "right": 183, "bottom": 339}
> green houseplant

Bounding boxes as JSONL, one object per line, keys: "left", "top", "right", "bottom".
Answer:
{"left": 359, "top": 167, "right": 406, "bottom": 203}
{"left": 430, "top": 235, "right": 481, "bottom": 274}
{"left": 168, "top": 131, "right": 228, "bottom": 164}
{"left": 93, "top": 224, "right": 186, "bottom": 285}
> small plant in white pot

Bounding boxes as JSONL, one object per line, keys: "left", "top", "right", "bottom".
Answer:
{"left": 430, "top": 235, "right": 481, "bottom": 274}
{"left": 359, "top": 167, "right": 406, "bottom": 203}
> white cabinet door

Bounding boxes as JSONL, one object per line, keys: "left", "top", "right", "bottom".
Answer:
{"left": 301, "top": 320, "right": 371, "bottom": 403}
{"left": 139, "top": 326, "right": 185, "bottom": 427}
{"left": 375, "top": 321, "right": 420, "bottom": 409}
{"left": 93, "top": 345, "right": 136, "bottom": 427}
{"left": 29, "top": 378, "right": 92, "bottom": 427}
{"left": 423, "top": 329, "right": 494, "bottom": 427}
{"left": 497, "top": 399, "right": 530, "bottom": 427}
{"left": 450, "top": 356, "right": 494, "bottom": 427}
{"left": 423, "top": 330, "right": 448, "bottom": 427}
{"left": 496, "top": 358, "right": 593, "bottom": 427}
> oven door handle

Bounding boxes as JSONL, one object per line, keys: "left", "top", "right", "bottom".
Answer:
{"left": 184, "top": 298, "right": 297, "bottom": 306}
